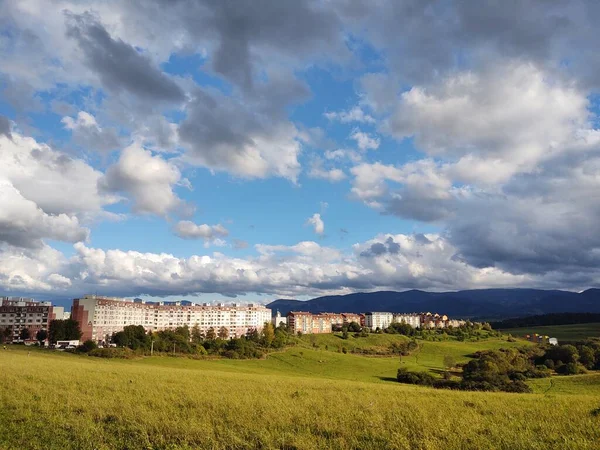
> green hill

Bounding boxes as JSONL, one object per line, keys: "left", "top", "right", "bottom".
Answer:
{"left": 1, "top": 337, "right": 599, "bottom": 450}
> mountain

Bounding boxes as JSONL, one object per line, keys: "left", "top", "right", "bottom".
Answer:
{"left": 266, "top": 288, "right": 600, "bottom": 320}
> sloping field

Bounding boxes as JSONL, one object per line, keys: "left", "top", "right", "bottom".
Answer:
{"left": 1, "top": 340, "right": 599, "bottom": 450}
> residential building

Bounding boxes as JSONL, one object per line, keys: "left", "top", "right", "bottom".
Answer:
{"left": 0, "top": 297, "right": 63, "bottom": 343}
{"left": 342, "top": 313, "right": 363, "bottom": 326}
{"left": 364, "top": 312, "right": 393, "bottom": 330}
{"left": 286, "top": 311, "right": 333, "bottom": 334}
{"left": 393, "top": 313, "right": 421, "bottom": 328}
{"left": 272, "top": 311, "right": 285, "bottom": 328}
{"left": 71, "top": 295, "right": 272, "bottom": 342}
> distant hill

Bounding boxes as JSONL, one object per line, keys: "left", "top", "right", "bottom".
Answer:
{"left": 267, "top": 288, "right": 600, "bottom": 320}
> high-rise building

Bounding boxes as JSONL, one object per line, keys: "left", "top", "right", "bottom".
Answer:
{"left": 0, "top": 297, "right": 65, "bottom": 343}
{"left": 71, "top": 295, "right": 272, "bottom": 342}
{"left": 364, "top": 312, "right": 394, "bottom": 330}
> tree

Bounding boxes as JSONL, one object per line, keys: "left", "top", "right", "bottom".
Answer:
{"left": 36, "top": 329, "right": 48, "bottom": 345}
{"left": 0, "top": 327, "right": 12, "bottom": 343}
{"left": 218, "top": 327, "right": 229, "bottom": 340}
{"left": 80, "top": 340, "right": 97, "bottom": 352}
{"left": 348, "top": 321, "right": 361, "bottom": 332}
{"left": 19, "top": 327, "right": 31, "bottom": 341}
{"left": 112, "top": 325, "right": 149, "bottom": 350}
{"left": 191, "top": 324, "right": 204, "bottom": 344}
{"left": 205, "top": 327, "right": 216, "bottom": 340}
{"left": 261, "top": 322, "right": 275, "bottom": 348}
{"left": 443, "top": 355, "right": 457, "bottom": 369}
{"left": 48, "top": 319, "right": 82, "bottom": 343}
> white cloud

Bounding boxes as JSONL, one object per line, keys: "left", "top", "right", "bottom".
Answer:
{"left": 0, "top": 179, "right": 89, "bottom": 248}
{"left": 324, "top": 106, "right": 375, "bottom": 124}
{"left": 308, "top": 158, "right": 346, "bottom": 182}
{"left": 0, "top": 132, "right": 118, "bottom": 218}
{"left": 389, "top": 62, "right": 589, "bottom": 182}
{"left": 174, "top": 221, "right": 229, "bottom": 240}
{"left": 99, "top": 142, "right": 186, "bottom": 216}
{"left": 62, "top": 111, "right": 121, "bottom": 154}
{"left": 306, "top": 213, "right": 325, "bottom": 235}
{"left": 350, "top": 128, "right": 380, "bottom": 151}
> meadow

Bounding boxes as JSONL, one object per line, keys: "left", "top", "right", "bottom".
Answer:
{"left": 1, "top": 336, "right": 599, "bottom": 450}
{"left": 501, "top": 322, "right": 600, "bottom": 341}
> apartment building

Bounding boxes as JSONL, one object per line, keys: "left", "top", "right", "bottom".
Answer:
{"left": 286, "top": 311, "right": 333, "bottom": 334}
{"left": 364, "top": 312, "right": 394, "bottom": 330}
{"left": 0, "top": 297, "right": 65, "bottom": 343}
{"left": 393, "top": 313, "right": 421, "bottom": 328}
{"left": 71, "top": 295, "right": 272, "bottom": 342}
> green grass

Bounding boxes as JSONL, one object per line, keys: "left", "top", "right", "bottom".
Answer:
{"left": 1, "top": 337, "right": 600, "bottom": 450}
{"left": 501, "top": 323, "right": 600, "bottom": 341}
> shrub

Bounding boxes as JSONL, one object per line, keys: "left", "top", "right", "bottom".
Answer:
{"left": 88, "top": 348, "right": 136, "bottom": 359}
{"left": 397, "top": 368, "right": 436, "bottom": 386}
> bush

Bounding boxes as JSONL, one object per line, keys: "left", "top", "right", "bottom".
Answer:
{"left": 397, "top": 368, "right": 436, "bottom": 386}
{"left": 79, "top": 340, "right": 97, "bottom": 353}
{"left": 88, "top": 348, "right": 136, "bottom": 359}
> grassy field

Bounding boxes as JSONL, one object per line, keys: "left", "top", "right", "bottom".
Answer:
{"left": 1, "top": 336, "right": 599, "bottom": 450}
{"left": 501, "top": 322, "right": 600, "bottom": 341}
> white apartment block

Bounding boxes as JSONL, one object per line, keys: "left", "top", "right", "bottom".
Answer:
{"left": 0, "top": 297, "right": 65, "bottom": 343}
{"left": 364, "top": 312, "right": 394, "bottom": 330}
{"left": 72, "top": 295, "right": 272, "bottom": 342}
{"left": 393, "top": 313, "right": 421, "bottom": 328}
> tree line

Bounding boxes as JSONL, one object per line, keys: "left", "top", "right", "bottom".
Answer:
{"left": 490, "top": 313, "right": 600, "bottom": 330}
{"left": 87, "top": 322, "right": 291, "bottom": 359}
{"left": 397, "top": 338, "right": 600, "bottom": 393}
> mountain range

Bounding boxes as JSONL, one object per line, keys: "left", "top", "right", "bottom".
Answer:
{"left": 266, "top": 288, "right": 600, "bottom": 321}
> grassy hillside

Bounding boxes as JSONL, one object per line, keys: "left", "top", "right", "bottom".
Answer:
{"left": 501, "top": 322, "right": 600, "bottom": 341}
{"left": 1, "top": 339, "right": 599, "bottom": 449}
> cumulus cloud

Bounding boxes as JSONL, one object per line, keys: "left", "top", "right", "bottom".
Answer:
{"left": 99, "top": 143, "right": 186, "bottom": 216}
{"left": 0, "top": 179, "right": 89, "bottom": 248}
{"left": 306, "top": 213, "right": 325, "bottom": 235}
{"left": 0, "top": 131, "right": 118, "bottom": 219}
{"left": 0, "top": 233, "right": 556, "bottom": 298}
{"left": 178, "top": 88, "right": 302, "bottom": 181}
{"left": 324, "top": 106, "right": 375, "bottom": 124}
{"left": 350, "top": 128, "right": 380, "bottom": 151}
{"left": 62, "top": 111, "right": 121, "bottom": 154}
{"left": 308, "top": 158, "right": 346, "bottom": 182}
{"left": 388, "top": 63, "right": 589, "bottom": 182}
{"left": 173, "top": 221, "right": 229, "bottom": 241}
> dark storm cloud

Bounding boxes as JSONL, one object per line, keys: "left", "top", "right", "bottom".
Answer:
{"left": 66, "top": 13, "right": 185, "bottom": 103}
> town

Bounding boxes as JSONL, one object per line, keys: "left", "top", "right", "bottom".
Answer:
{"left": 1, "top": 295, "right": 467, "bottom": 346}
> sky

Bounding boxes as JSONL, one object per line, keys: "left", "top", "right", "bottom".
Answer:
{"left": 2, "top": 0, "right": 600, "bottom": 306}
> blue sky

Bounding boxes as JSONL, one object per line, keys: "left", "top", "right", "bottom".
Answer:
{"left": 2, "top": 1, "right": 600, "bottom": 307}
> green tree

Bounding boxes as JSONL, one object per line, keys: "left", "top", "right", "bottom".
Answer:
{"left": 49, "top": 319, "right": 82, "bottom": 343}
{"left": 112, "top": 325, "right": 149, "bottom": 350}
{"left": 443, "top": 355, "right": 456, "bottom": 369}
{"left": 191, "top": 324, "right": 204, "bottom": 344}
{"left": 261, "top": 322, "right": 275, "bottom": 348}
{"left": 36, "top": 329, "right": 48, "bottom": 345}
{"left": 347, "top": 321, "right": 361, "bottom": 332}
{"left": 175, "top": 325, "right": 190, "bottom": 342}
{"left": 205, "top": 327, "right": 216, "bottom": 340}
{"left": 80, "top": 340, "right": 97, "bottom": 352}
{"left": 19, "top": 327, "right": 31, "bottom": 341}
{"left": 0, "top": 327, "right": 12, "bottom": 343}
{"left": 218, "top": 327, "right": 229, "bottom": 340}
{"left": 579, "top": 346, "right": 595, "bottom": 369}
